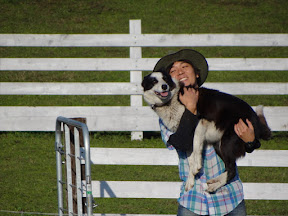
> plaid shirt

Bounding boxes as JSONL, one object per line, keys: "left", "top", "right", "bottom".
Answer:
{"left": 160, "top": 119, "right": 244, "bottom": 216}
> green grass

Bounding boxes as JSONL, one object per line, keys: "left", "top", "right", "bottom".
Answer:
{"left": 0, "top": 132, "right": 287, "bottom": 215}
{"left": 1, "top": 0, "right": 287, "bottom": 34}
{"left": 1, "top": 0, "right": 288, "bottom": 215}
{"left": 0, "top": 132, "right": 57, "bottom": 213}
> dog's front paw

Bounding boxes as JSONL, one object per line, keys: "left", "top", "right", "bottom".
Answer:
{"left": 185, "top": 175, "right": 195, "bottom": 191}
{"left": 190, "top": 152, "right": 202, "bottom": 175}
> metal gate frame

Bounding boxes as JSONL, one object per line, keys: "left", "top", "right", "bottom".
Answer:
{"left": 55, "top": 116, "right": 93, "bottom": 216}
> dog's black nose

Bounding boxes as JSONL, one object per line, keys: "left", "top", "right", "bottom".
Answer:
{"left": 162, "top": 84, "right": 168, "bottom": 90}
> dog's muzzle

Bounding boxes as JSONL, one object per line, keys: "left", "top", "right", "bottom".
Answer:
{"left": 162, "top": 84, "right": 168, "bottom": 90}
{"left": 154, "top": 84, "right": 170, "bottom": 98}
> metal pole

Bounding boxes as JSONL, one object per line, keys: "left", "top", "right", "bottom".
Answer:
{"left": 55, "top": 119, "right": 64, "bottom": 216}
{"left": 74, "top": 128, "right": 83, "bottom": 215}
{"left": 55, "top": 116, "right": 93, "bottom": 216}
{"left": 82, "top": 124, "right": 93, "bottom": 216}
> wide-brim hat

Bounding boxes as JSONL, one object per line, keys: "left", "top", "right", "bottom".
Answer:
{"left": 153, "top": 49, "right": 209, "bottom": 86}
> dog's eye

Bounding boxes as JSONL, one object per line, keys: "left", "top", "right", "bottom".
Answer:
{"left": 163, "top": 75, "right": 171, "bottom": 83}
{"left": 152, "top": 79, "right": 158, "bottom": 84}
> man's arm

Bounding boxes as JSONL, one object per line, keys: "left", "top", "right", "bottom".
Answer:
{"left": 168, "top": 109, "right": 199, "bottom": 152}
{"left": 234, "top": 118, "right": 261, "bottom": 153}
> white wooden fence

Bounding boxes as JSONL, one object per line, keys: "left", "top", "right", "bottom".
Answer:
{"left": 1, "top": 19, "right": 288, "bottom": 215}
{"left": 1, "top": 20, "right": 288, "bottom": 134}
{"left": 87, "top": 148, "right": 288, "bottom": 200}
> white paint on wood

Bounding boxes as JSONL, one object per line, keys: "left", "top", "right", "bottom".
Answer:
{"left": 88, "top": 181, "right": 288, "bottom": 200}
{"left": 87, "top": 148, "right": 288, "bottom": 167}
{"left": 0, "top": 58, "right": 155, "bottom": 71}
{"left": 202, "top": 82, "right": 288, "bottom": 95}
{"left": 243, "top": 183, "right": 288, "bottom": 200}
{"left": 206, "top": 58, "right": 288, "bottom": 71}
{"left": 237, "top": 150, "right": 288, "bottom": 167}
{"left": 1, "top": 58, "right": 287, "bottom": 71}
{"left": 134, "top": 34, "right": 288, "bottom": 47}
{"left": 0, "top": 82, "right": 141, "bottom": 95}
{"left": 90, "top": 181, "right": 180, "bottom": 199}
{"left": 130, "top": 20, "right": 143, "bottom": 140}
{"left": 0, "top": 34, "right": 134, "bottom": 47}
{"left": 1, "top": 82, "right": 288, "bottom": 95}
{"left": 1, "top": 34, "right": 288, "bottom": 47}
{"left": 89, "top": 148, "right": 178, "bottom": 166}
{"left": 0, "top": 106, "right": 287, "bottom": 131}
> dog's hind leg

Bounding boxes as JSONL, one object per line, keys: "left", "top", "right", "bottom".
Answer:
{"left": 190, "top": 119, "right": 223, "bottom": 175}
{"left": 207, "top": 133, "right": 244, "bottom": 192}
{"left": 186, "top": 119, "right": 224, "bottom": 191}
{"left": 206, "top": 152, "right": 237, "bottom": 192}
{"left": 185, "top": 119, "right": 209, "bottom": 191}
{"left": 207, "top": 156, "right": 237, "bottom": 192}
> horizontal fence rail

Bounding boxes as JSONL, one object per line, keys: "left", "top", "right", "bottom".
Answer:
{"left": 1, "top": 106, "right": 287, "bottom": 131}
{"left": 87, "top": 148, "right": 288, "bottom": 167}
{"left": 88, "top": 181, "right": 288, "bottom": 201}
{"left": 1, "top": 34, "right": 288, "bottom": 47}
{"left": 1, "top": 58, "right": 288, "bottom": 71}
{"left": 85, "top": 148, "right": 288, "bottom": 201}
{"left": 1, "top": 82, "right": 288, "bottom": 95}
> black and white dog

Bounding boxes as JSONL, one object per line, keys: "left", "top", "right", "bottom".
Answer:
{"left": 142, "top": 71, "right": 271, "bottom": 192}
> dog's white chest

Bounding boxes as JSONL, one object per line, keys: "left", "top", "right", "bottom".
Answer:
{"left": 155, "top": 97, "right": 185, "bottom": 132}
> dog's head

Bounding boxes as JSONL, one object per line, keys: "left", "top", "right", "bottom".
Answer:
{"left": 141, "top": 72, "right": 179, "bottom": 107}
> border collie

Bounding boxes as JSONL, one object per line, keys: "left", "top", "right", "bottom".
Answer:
{"left": 142, "top": 71, "right": 271, "bottom": 192}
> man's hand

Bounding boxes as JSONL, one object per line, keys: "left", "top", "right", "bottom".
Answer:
{"left": 179, "top": 87, "right": 199, "bottom": 115}
{"left": 234, "top": 119, "right": 255, "bottom": 143}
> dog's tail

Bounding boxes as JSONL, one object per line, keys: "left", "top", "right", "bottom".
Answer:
{"left": 256, "top": 105, "right": 272, "bottom": 140}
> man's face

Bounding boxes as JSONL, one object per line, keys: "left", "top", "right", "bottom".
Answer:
{"left": 169, "top": 61, "right": 197, "bottom": 87}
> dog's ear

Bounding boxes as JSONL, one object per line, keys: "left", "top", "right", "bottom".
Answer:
{"left": 141, "top": 75, "right": 148, "bottom": 88}
{"left": 162, "top": 72, "right": 177, "bottom": 89}
{"left": 141, "top": 74, "right": 152, "bottom": 88}
{"left": 142, "top": 73, "right": 158, "bottom": 91}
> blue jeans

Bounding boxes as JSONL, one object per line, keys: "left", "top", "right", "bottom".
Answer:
{"left": 177, "top": 200, "right": 247, "bottom": 216}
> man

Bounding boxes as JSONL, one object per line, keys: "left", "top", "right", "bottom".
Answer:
{"left": 154, "top": 49, "right": 259, "bottom": 215}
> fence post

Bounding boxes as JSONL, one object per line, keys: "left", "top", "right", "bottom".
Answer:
{"left": 129, "top": 19, "right": 143, "bottom": 140}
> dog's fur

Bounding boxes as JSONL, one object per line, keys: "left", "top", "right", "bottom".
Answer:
{"left": 142, "top": 71, "right": 271, "bottom": 192}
